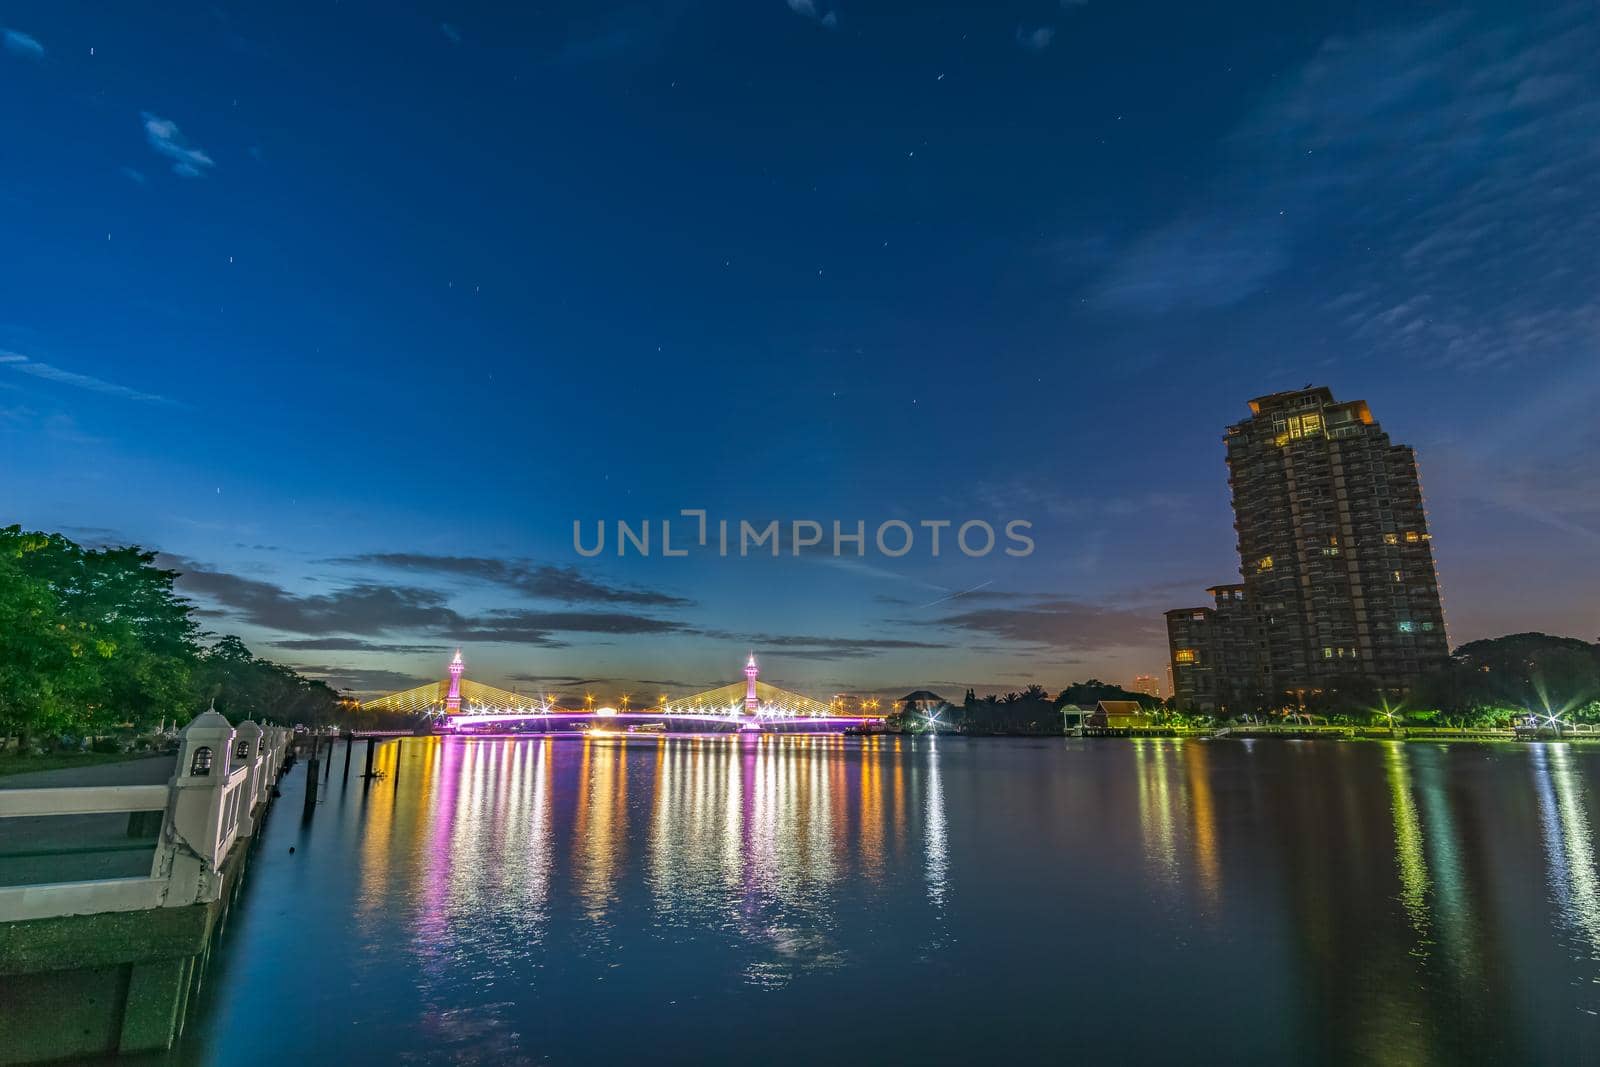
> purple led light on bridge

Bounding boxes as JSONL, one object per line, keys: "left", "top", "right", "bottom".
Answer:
{"left": 445, "top": 649, "right": 464, "bottom": 714}
{"left": 412, "top": 651, "right": 883, "bottom": 732}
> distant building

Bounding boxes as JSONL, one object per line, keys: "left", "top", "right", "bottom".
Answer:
{"left": 896, "top": 690, "right": 948, "bottom": 723}
{"left": 1059, "top": 704, "right": 1096, "bottom": 732}
{"left": 1131, "top": 674, "right": 1161, "bottom": 699}
{"left": 1166, "top": 386, "right": 1450, "bottom": 711}
{"left": 898, "top": 690, "right": 946, "bottom": 713}
{"left": 1062, "top": 701, "right": 1157, "bottom": 733}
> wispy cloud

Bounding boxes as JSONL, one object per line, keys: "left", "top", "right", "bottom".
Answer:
{"left": 164, "top": 556, "right": 690, "bottom": 647}
{"left": 508, "top": 673, "right": 623, "bottom": 689}
{"left": 1015, "top": 26, "right": 1056, "bottom": 51}
{"left": 1089, "top": 2, "right": 1600, "bottom": 372}
{"left": 330, "top": 552, "right": 692, "bottom": 607}
{"left": 271, "top": 638, "right": 447, "bottom": 654}
{"left": 288, "top": 664, "right": 428, "bottom": 696}
{"left": 2, "top": 28, "right": 44, "bottom": 58}
{"left": 700, "top": 630, "right": 948, "bottom": 660}
{"left": 930, "top": 596, "right": 1161, "bottom": 651}
{"left": 0, "top": 350, "right": 171, "bottom": 403}
{"left": 975, "top": 478, "right": 1194, "bottom": 520}
{"left": 141, "top": 112, "right": 215, "bottom": 178}
{"left": 163, "top": 558, "right": 463, "bottom": 636}
{"left": 786, "top": 0, "right": 837, "bottom": 30}
{"left": 448, "top": 609, "right": 687, "bottom": 644}
{"left": 119, "top": 166, "right": 148, "bottom": 185}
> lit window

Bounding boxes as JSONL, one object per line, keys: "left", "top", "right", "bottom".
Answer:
{"left": 1392, "top": 570, "right": 1402, "bottom": 582}
{"left": 1398, "top": 621, "right": 1416, "bottom": 634}
{"left": 1323, "top": 647, "right": 1333, "bottom": 658}
{"left": 1404, "top": 531, "right": 1420, "bottom": 543}
{"left": 1257, "top": 555, "right": 1274, "bottom": 572}
{"left": 1174, "top": 648, "right": 1198, "bottom": 664}
{"left": 1192, "top": 611, "right": 1206, "bottom": 621}
{"left": 1383, "top": 532, "right": 1398, "bottom": 545}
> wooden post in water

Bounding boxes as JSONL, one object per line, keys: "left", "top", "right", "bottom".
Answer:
{"left": 392, "top": 738, "right": 402, "bottom": 792}
{"left": 302, "top": 735, "right": 320, "bottom": 819}
{"left": 363, "top": 736, "right": 376, "bottom": 778}
{"left": 342, "top": 735, "right": 354, "bottom": 780}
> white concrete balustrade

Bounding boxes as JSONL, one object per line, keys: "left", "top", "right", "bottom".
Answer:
{"left": 0, "top": 710, "right": 292, "bottom": 923}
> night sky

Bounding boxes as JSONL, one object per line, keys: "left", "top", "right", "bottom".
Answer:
{"left": 3, "top": 1, "right": 1596, "bottom": 702}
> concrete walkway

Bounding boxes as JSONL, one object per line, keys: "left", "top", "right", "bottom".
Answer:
{"left": 0, "top": 753, "right": 176, "bottom": 790}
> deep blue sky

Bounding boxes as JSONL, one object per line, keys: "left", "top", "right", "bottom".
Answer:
{"left": 3, "top": 1, "right": 1596, "bottom": 701}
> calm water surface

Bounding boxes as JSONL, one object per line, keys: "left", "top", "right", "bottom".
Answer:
{"left": 157, "top": 735, "right": 1600, "bottom": 1064}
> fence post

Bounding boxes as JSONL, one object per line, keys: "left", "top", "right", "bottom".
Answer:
{"left": 162, "top": 708, "right": 236, "bottom": 907}
{"left": 234, "top": 721, "right": 264, "bottom": 837}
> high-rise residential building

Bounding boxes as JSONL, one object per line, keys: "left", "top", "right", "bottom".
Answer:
{"left": 1167, "top": 386, "right": 1449, "bottom": 711}
{"left": 1131, "top": 674, "right": 1161, "bottom": 699}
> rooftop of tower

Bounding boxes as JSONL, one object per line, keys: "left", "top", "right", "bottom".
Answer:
{"left": 1247, "top": 385, "right": 1337, "bottom": 414}
{"left": 1240, "top": 386, "right": 1374, "bottom": 429}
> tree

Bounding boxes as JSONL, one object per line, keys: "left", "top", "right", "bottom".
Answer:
{"left": 0, "top": 527, "right": 200, "bottom": 734}
{"left": 193, "top": 635, "right": 342, "bottom": 725}
{"left": 0, "top": 526, "right": 350, "bottom": 744}
{"left": 1408, "top": 633, "right": 1600, "bottom": 725}
{"left": 0, "top": 534, "right": 106, "bottom": 740}
{"left": 1053, "top": 679, "right": 1161, "bottom": 710}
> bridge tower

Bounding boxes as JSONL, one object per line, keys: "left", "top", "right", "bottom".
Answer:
{"left": 446, "top": 649, "right": 464, "bottom": 713}
{"left": 744, "top": 653, "right": 760, "bottom": 713}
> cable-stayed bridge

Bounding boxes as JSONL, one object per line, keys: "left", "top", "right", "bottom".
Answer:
{"left": 359, "top": 652, "right": 882, "bottom": 731}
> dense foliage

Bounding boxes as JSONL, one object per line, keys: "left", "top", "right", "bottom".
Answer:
{"left": 1405, "top": 632, "right": 1600, "bottom": 727}
{"left": 0, "top": 525, "right": 347, "bottom": 740}
{"left": 1215, "top": 633, "right": 1600, "bottom": 726}
{"left": 890, "top": 639, "right": 1600, "bottom": 734}
{"left": 884, "top": 681, "right": 1163, "bottom": 735}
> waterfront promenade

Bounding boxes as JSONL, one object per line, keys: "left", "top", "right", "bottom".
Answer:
{"left": 0, "top": 713, "right": 291, "bottom": 1064}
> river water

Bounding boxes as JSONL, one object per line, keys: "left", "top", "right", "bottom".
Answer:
{"left": 155, "top": 735, "right": 1599, "bottom": 1065}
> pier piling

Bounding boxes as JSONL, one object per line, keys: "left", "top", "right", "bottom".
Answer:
{"left": 301, "top": 736, "right": 320, "bottom": 818}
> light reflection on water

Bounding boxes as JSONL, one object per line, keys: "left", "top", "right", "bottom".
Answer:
{"left": 165, "top": 735, "right": 1600, "bottom": 1065}
{"left": 1535, "top": 743, "right": 1600, "bottom": 964}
